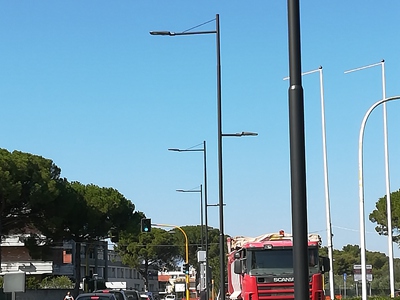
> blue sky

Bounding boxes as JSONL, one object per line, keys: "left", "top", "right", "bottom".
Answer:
{"left": 1, "top": 1, "right": 400, "bottom": 257}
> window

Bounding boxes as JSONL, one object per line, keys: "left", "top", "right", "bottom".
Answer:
{"left": 109, "top": 267, "right": 116, "bottom": 278}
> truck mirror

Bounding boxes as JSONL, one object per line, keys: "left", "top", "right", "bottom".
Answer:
{"left": 233, "top": 260, "right": 242, "bottom": 274}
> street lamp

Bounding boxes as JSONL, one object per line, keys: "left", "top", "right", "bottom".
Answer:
{"left": 345, "top": 60, "right": 395, "bottom": 298}
{"left": 358, "top": 95, "right": 400, "bottom": 300}
{"left": 284, "top": 66, "right": 334, "bottom": 299}
{"left": 176, "top": 185, "right": 204, "bottom": 250}
{"left": 151, "top": 16, "right": 257, "bottom": 299}
{"left": 169, "top": 141, "right": 209, "bottom": 299}
{"left": 169, "top": 141, "right": 208, "bottom": 250}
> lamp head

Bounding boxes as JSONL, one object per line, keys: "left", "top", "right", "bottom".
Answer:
{"left": 149, "top": 31, "right": 175, "bottom": 36}
{"left": 241, "top": 131, "right": 258, "bottom": 136}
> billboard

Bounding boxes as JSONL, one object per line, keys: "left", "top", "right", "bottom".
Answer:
{"left": 353, "top": 264, "right": 372, "bottom": 282}
{"left": 175, "top": 283, "right": 186, "bottom": 292}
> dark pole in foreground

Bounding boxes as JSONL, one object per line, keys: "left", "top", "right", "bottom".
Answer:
{"left": 216, "top": 13, "right": 226, "bottom": 300}
{"left": 287, "top": 1, "right": 309, "bottom": 300}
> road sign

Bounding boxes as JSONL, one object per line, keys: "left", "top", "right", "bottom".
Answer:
{"left": 343, "top": 273, "right": 347, "bottom": 281}
{"left": 353, "top": 264, "right": 373, "bottom": 282}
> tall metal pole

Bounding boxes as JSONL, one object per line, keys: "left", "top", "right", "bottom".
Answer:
{"left": 318, "top": 67, "right": 335, "bottom": 299}
{"left": 345, "top": 60, "right": 394, "bottom": 297}
{"left": 381, "top": 61, "right": 395, "bottom": 299}
{"left": 287, "top": 1, "right": 309, "bottom": 300}
{"left": 203, "top": 141, "right": 210, "bottom": 300}
{"left": 216, "top": 13, "right": 225, "bottom": 300}
{"left": 358, "top": 95, "right": 400, "bottom": 300}
{"left": 200, "top": 184, "right": 204, "bottom": 250}
{"left": 284, "top": 67, "right": 335, "bottom": 297}
{"left": 171, "top": 141, "right": 208, "bottom": 296}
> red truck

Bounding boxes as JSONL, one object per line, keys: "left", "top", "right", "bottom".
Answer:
{"left": 226, "top": 230, "right": 330, "bottom": 300}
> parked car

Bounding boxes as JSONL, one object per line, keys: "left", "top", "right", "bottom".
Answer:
{"left": 76, "top": 293, "right": 118, "bottom": 300}
{"left": 95, "top": 290, "right": 140, "bottom": 300}
{"left": 139, "top": 292, "right": 154, "bottom": 300}
{"left": 122, "top": 290, "right": 141, "bottom": 300}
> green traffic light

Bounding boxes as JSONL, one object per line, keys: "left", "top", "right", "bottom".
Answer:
{"left": 141, "top": 218, "right": 152, "bottom": 233}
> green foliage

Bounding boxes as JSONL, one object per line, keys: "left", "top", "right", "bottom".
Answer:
{"left": 322, "top": 243, "right": 400, "bottom": 294}
{"left": 206, "top": 227, "right": 225, "bottom": 292}
{"left": 116, "top": 226, "right": 180, "bottom": 291}
{"left": 369, "top": 189, "right": 400, "bottom": 243}
{"left": 0, "top": 148, "right": 142, "bottom": 295}
{"left": 0, "top": 149, "right": 61, "bottom": 236}
{"left": 39, "top": 276, "right": 73, "bottom": 288}
{"left": 143, "top": 225, "right": 224, "bottom": 293}
{"left": 26, "top": 276, "right": 40, "bottom": 289}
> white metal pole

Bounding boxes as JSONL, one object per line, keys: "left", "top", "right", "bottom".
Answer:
{"left": 345, "top": 60, "right": 395, "bottom": 297}
{"left": 319, "top": 67, "right": 334, "bottom": 299}
{"left": 381, "top": 60, "right": 395, "bottom": 298}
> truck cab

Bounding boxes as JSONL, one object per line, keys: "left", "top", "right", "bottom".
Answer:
{"left": 227, "top": 231, "right": 329, "bottom": 300}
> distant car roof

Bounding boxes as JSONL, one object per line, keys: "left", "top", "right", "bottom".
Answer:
{"left": 94, "top": 290, "right": 126, "bottom": 300}
{"left": 76, "top": 293, "right": 117, "bottom": 300}
{"left": 122, "top": 290, "right": 140, "bottom": 300}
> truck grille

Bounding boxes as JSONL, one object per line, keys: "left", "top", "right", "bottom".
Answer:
{"left": 257, "top": 282, "right": 295, "bottom": 300}
{"left": 256, "top": 282, "right": 321, "bottom": 300}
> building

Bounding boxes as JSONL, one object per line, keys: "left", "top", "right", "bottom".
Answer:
{"left": 158, "top": 269, "right": 197, "bottom": 299}
{"left": 0, "top": 235, "right": 158, "bottom": 293}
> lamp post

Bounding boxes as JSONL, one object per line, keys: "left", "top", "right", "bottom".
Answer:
{"left": 287, "top": 1, "right": 309, "bottom": 299}
{"left": 284, "top": 66, "right": 334, "bottom": 299}
{"left": 218, "top": 131, "right": 257, "bottom": 299}
{"left": 169, "top": 141, "right": 209, "bottom": 299}
{"left": 176, "top": 185, "right": 204, "bottom": 250}
{"left": 345, "top": 60, "right": 395, "bottom": 298}
{"left": 151, "top": 17, "right": 257, "bottom": 299}
{"left": 358, "top": 95, "right": 400, "bottom": 300}
{"left": 150, "top": 16, "right": 223, "bottom": 296}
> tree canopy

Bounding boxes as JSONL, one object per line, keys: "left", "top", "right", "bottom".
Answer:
{"left": 116, "top": 226, "right": 180, "bottom": 291}
{"left": 0, "top": 148, "right": 142, "bottom": 294}
{"left": 369, "top": 189, "right": 400, "bottom": 243}
{"left": 0, "top": 149, "right": 61, "bottom": 236}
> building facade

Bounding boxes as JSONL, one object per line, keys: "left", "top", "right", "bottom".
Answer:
{"left": 0, "top": 235, "right": 158, "bottom": 292}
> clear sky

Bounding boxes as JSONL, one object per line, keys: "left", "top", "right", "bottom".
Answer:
{"left": 1, "top": 1, "right": 400, "bottom": 257}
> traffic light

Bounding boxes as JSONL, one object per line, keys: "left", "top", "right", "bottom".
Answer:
{"left": 110, "top": 230, "right": 119, "bottom": 243}
{"left": 141, "top": 218, "right": 151, "bottom": 232}
{"left": 183, "top": 263, "right": 189, "bottom": 275}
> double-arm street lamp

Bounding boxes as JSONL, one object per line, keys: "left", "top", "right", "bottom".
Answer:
{"left": 151, "top": 16, "right": 257, "bottom": 299}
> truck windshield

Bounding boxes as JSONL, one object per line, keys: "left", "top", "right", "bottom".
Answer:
{"left": 248, "top": 248, "right": 319, "bottom": 276}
